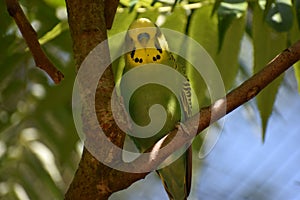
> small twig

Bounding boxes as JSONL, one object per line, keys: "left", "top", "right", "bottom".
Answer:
{"left": 5, "top": 0, "right": 64, "bottom": 84}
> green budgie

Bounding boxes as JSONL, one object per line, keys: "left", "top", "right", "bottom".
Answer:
{"left": 120, "top": 18, "right": 192, "bottom": 200}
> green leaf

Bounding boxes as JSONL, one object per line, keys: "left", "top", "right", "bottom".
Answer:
{"left": 171, "top": 0, "right": 181, "bottom": 11}
{"left": 137, "top": 7, "right": 160, "bottom": 22}
{"left": 28, "top": 1, "right": 60, "bottom": 36}
{"left": 151, "top": 0, "right": 159, "bottom": 6}
{"left": 264, "top": 0, "right": 276, "bottom": 18}
{"left": 161, "top": 6, "right": 187, "bottom": 58}
{"left": 38, "top": 21, "right": 69, "bottom": 46}
{"left": 108, "top": 9, "right": 137, "bottom": 84}
{"left": 19, "top": 176, "right": 40, "bottom": 200}
{"left": 294, "top": 0, "right": 300, "bottom": 29}
{"left": 19, "top": 175, "right": 41, "bottom": 200}
{"left": 129, "top": 0, "right": 157, "bottom": 10}
{"left": 217, "top": 2, "right": 247, "bottom": 51}
{"left": 253, "top": 3, "right": 287, "bottom": 141}
{"left": 109, "top": 9, "right": 137, "bottom": 36}
{"left": 188, "top": 4, "right": 245, "bottom": 110}
{"left": 161, "top": 6, "right": 187, "bottom": 33}
{"left": 218, "top": 12, "right": 246, "bottom": 90}
{"left": 265, "top": 0, "right": 293, "bottom": 32}
{"left": 294, "top": 62, "right": 300, "bottom": 93}
{"left": 289, "top": 4, "right": 300, "bottom": 92}
{"left": 0, "top": 1, "right": 14, "bottom": 34}
{"left": 25, "top": 148, "right": 64, "bottom": 199}
{"left": 120, "top": 0, "right": 131, "bottom": 7}
{"left": 42, "top": 0, "right": 65, "bottom": 8}
{"left": 188, "top": 5, "right": 219, "bottom": 107}
{"left": 212, "top": 0, "right": 222, "bottom": 16}
{"left": 0, "top": 53, "right": 25, "bottom": 87}
{"left": 129, "top": 0, "right": 139, "bottom": 11}
{"left": 191, "top": 4, "right": 245, "bottom": 86}
{"left": 188, "top": 3, "right": 245, "bottom": 116}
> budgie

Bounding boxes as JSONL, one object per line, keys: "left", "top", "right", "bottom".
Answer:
{"left": 120, "top": 18, "right": 192, "bottom": 200}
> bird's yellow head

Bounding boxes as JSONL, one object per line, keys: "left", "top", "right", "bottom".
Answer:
{"left": 124, "top": 18, "right": 169, "bottom": 71}
{"left": 128, "top": 18, "right": 157, "bottom": 47}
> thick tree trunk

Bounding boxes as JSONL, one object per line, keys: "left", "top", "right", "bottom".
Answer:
{"left": 64, "top": 1, "right": 146, "bottom": 199}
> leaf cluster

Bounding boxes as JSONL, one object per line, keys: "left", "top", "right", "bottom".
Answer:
{"left": 0, "top": 0, "right": 78, "bottom": 199}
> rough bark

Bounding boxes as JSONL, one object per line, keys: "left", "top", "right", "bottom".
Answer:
{"left": 65, "top": 1, "right": 146, "bottom": 199}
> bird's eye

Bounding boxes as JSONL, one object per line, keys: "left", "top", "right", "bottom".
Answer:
{"left": 138, "top": 32, "right": 150, "bottom": 44}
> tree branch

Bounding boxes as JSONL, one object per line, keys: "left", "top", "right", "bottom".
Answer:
{"left": 5, "top": 0, "right": 64, "bottom": 84}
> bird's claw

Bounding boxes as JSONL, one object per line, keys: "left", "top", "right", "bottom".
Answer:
{"left": 176, "top": 122, "right": 191, "bottom": 136}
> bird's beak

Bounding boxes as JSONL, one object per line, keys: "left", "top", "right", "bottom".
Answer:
{"left": 138, "top": 32, "right": 150, "bottom": 47}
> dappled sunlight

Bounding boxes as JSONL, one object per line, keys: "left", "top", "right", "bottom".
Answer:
{"left": 29, "top": 83, "right": 46, "bottom": 99}
{"left": 14, "top": 183, "right": 30, "bottom": 200}
{"left": 29, "top": 141, "right": 64, "bottom": 188}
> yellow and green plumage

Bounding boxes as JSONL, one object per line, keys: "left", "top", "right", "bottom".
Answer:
{"left": 121, "top": 18, "right": 192, "bottom": 200}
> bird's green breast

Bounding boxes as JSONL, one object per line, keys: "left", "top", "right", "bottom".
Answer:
{"left": 125, "top": 83, "right": 181, "bottom": 152}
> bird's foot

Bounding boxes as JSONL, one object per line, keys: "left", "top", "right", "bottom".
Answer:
{"left": 175, "top": 122, "right": 191, "bottom": 136}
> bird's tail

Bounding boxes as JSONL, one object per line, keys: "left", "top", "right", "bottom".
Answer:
{"left": 157, "top": 146, "right": 192, "bottom": 200}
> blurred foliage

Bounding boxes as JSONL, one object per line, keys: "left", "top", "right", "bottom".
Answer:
{"left": 0, "top": 0, "right": 300, "bottom": 199}
{"left": 0, "top": 0, "right": 79, "bottom": 199}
